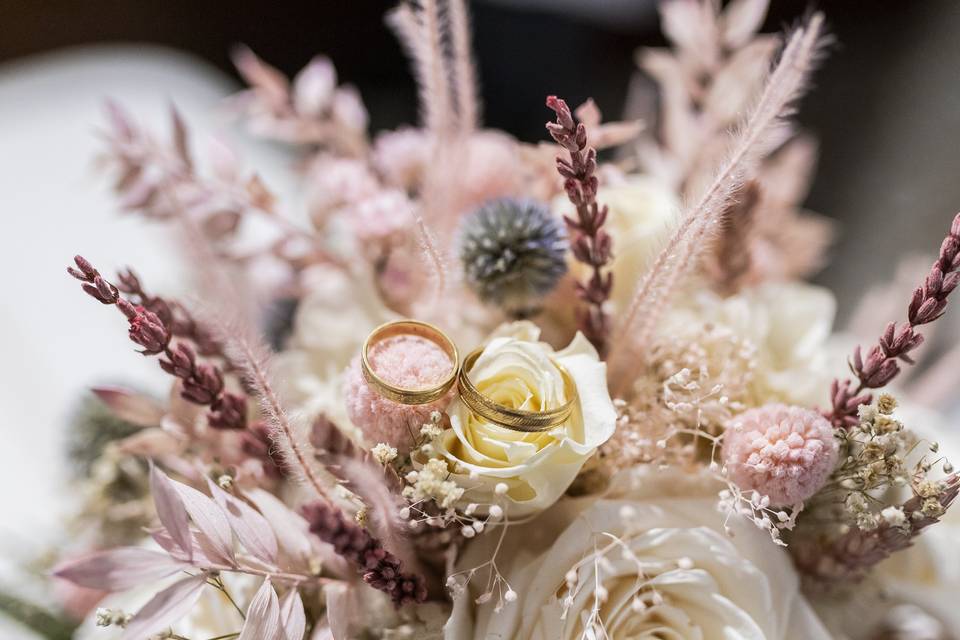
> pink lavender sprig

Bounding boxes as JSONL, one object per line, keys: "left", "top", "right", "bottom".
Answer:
{"left": 826, "top": 213, "right": 960, "bottom": 427}
{"left": 546, "top": 95, "right": 613, "bottom": 356}
{"left": 302, "top": 501, "right": 427, "bottom": 607}
{"left": 68, "top": 255, "right": 247, "bottom": 431}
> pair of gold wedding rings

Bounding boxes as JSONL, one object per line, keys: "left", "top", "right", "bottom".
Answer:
{"left": 360, "top": 319, "right": 577, "bottom": 433}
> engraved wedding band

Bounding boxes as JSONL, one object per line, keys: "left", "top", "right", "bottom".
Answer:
{"left": 457, "top": 346, "right": 577, "bottom": 432}
{"left": 361, "top": 320, "right": 459, "bottom": 405}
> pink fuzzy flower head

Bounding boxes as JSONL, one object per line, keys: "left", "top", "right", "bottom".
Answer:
{"left": 722, "top": 403, "right": 838, "bottom": 506}
{"left": 346, "top": 189, "right": 414, "bottom": 247}
{"left": 344, "top": 334, "right": 454, "bottom": 453}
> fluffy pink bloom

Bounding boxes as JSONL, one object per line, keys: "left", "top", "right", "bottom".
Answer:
{"left": 372, "top": 127, "right": 429, "bottom": 190}
{"left": 344, "top": 335, "right": 453, "bottom": 453}
{"left": 346, "top": 189, "right": 415, "bottom": 246}
{"left": 722, "top": 403, "right": 838, "bottom": 506}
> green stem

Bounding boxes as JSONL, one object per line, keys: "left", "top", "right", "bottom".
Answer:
{"left": 0, "top": 591, "right": 76, "bottom": 640}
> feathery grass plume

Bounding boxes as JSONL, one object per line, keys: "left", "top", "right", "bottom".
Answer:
{"left": 311, "top": 416, "right": 421, "bottom": 577}
{"left": 612, "top": 14, "right": 825, "bottom": 383}
{"left": 448, "top": 0, "right": 479, "bottom": 131}
{"left": 212, "top": 315, "right": 331, "bottom": 501}
{"left": 387, "top": 0, "right": 455, "bottom": 137}
{"left": 415, "top": 214, "right": 451, "bottom": 310}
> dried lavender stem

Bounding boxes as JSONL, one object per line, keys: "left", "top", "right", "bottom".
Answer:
{"left": 67, "top": 256, "right": 247, "bottom": 430}
{"left": 826, "top": 212, "right": 960, "bottom": 427}
{"left": 546, "top": 95, "right": 613, "bottom": 355}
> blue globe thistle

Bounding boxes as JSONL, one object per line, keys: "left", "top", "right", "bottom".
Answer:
{"left": 458, "top": 197, "right": 568, "bottom": 312}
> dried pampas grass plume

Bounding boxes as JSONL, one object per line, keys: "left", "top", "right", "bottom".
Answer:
{"left": 613, "top": 13, "right": 826, "bottom": 384}
{"left": 211, "top": 315, "right": 331, "bottom": 501}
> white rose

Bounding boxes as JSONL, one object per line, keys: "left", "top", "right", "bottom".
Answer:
{"left": 447, "top": 466, "right": 831, "bottom": 640}
{"left": 664, "top": 281, "right": 844, "bottom": 408}
{"left": 425, "top": 321, "right": 616, "bottom": 517}
{"left": 556, "top": 174, "right": 679, "bottom": 313}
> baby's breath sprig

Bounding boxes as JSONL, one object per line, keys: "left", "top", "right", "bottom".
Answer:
{"left": 791, "top": 394, "right": 959, "bottom": 582}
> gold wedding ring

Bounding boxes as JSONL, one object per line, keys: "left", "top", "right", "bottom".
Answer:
{"left": 458, "top": 347, "right": 578, "bottom": 432}
{"left": 361, "top": 320, "right": 459, "bottom": 405}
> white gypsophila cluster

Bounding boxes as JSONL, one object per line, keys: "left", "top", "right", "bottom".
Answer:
{"left": 372, "top": 442, "right": 398, "bottom": 465}
{"left": 718, "top": 484, "right": 801, "bottom": 547}
{"left": 404, "top": 458, "right": 465, "bottom": 510}
{"left": 95, "top": 608, "right": 131, "bottom": 628}
{"left": 602, "top": 324, "right": 757, "bottom": 475}
{"left": 799, "top": 394, "right": 953, "bottom": 540}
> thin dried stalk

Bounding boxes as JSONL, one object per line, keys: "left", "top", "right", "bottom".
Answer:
{"left": 613, "top": 14, "right": 824, "bottom": 381}
{"left": 387, "top": 1, "right": 454, "bottom": 136}
{"left": 217, "top": 319, "right": 331, "bottom": 501}
{"left": 448, "top": 0, "right": 479, "bottom": 131}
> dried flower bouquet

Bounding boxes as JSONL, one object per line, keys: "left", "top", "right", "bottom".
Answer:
{"left": 23, "top": 1, "right": 959, "bottom": 639}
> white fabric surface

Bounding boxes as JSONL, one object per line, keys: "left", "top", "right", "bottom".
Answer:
{"left": 0, "top": 44, "right": 293, "bottom": 638}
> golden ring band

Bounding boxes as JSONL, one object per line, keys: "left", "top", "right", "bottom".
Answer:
{"left": 457, "top": 346, "right": 578, "bottom": 432}
{"left": 361, "top": 319, "right": 459, "bottom": 405}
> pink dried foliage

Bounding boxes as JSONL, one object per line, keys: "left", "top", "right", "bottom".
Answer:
{"left": 546, "top": 95, "right": 614, "bottom": 356}
{"left": 372, "top": 128, "right": 430, "bottom": 191}
{"left": 723, "top": 404, "right": 838, "bottom": 507}
{"left": 344, "top": 335, "right": 453, "bottom": 453}
{"left": 826, "top": 212, "right": 960, "bottom": 427}
{"left": 613, "top": 14, "right": 824, "bottom": 381}
{"left": 347, "top": 189, "right": 415, "bottom": 247}
{"left": 101, "top": 102, "right": 340, "bottom": 272}
{"left": 229, "top": 45, "right": 368, "bottom": 153}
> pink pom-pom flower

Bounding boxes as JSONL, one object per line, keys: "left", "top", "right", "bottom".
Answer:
{"left": 344, "top": 334, "right": 454, "bottom": 454}
{"left": 722, "top": 403, "right": 839, "bottom": 506}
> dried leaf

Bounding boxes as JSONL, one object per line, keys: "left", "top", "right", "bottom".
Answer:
{"left": 280, "top": 588, "right": 306, "bottom": 640}
{"left": 703, "top": 36, "right": 779, "bottom": 125}
{"left": 170, "top": 106, "right": 192, "bottom": 170}
{"left": 722, "top": 0, "right": 769, "bottom": 49}
{"left": 52, "top": 548, "right": 186, "bottom": 592}
{"left": 293, "top": 56, "right": 336, "bottom": 117}
{"left": 660, "top": 0, "right": 719, "bottom": 68}
{"left": 245, "top": 489, "right": 314, "bottom": 569}
{"left": 207, "top": 479, "right": 279, "bottom": 566}
{"left": 232, "top": 45, "right": 290, "bottom": 112}
{"left": 121, "top": 573, "right": 207, "bottom": 640}
{"left": 325, "top": 583, "right": 353, "bottom": 640}
{"left": 238, "top": 578, "right": 283, "bottom": 640}
{"left": 150, "top": 464, "right": 193, "bottom": 561}
{"left": 117, "top": 428, "right": 181, "bottom": 457}
{"left": 93, "top": 386, "right": 164, "bottom": 427}
{"left": 246, "top": 174, "right": 276, "bottom": 213}
{"left": 150, "top": 528, "right": 216, "bottom": 566}
{"left": 174, "top": 482, "right": 236, "bottom": 565}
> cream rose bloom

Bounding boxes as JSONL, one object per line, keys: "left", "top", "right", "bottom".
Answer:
{"left": 557, "top": 174, "right": 679, "bottom": 313}
{"left": 425, "top": 321, "right": 616, "bottom": 517}
{"left": 447, "top": 466, "right": 831, "bottom": 640}
{"left": 663, "top": 281, "right": 844, "bottom": 408}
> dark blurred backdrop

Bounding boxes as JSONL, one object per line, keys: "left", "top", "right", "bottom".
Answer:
{"left": 3, "top": 0, "right": 960, "bottom": 318}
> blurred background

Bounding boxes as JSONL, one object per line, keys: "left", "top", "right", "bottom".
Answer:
{"left": 1, "top": 0, "right": 959, "bottom": 637}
